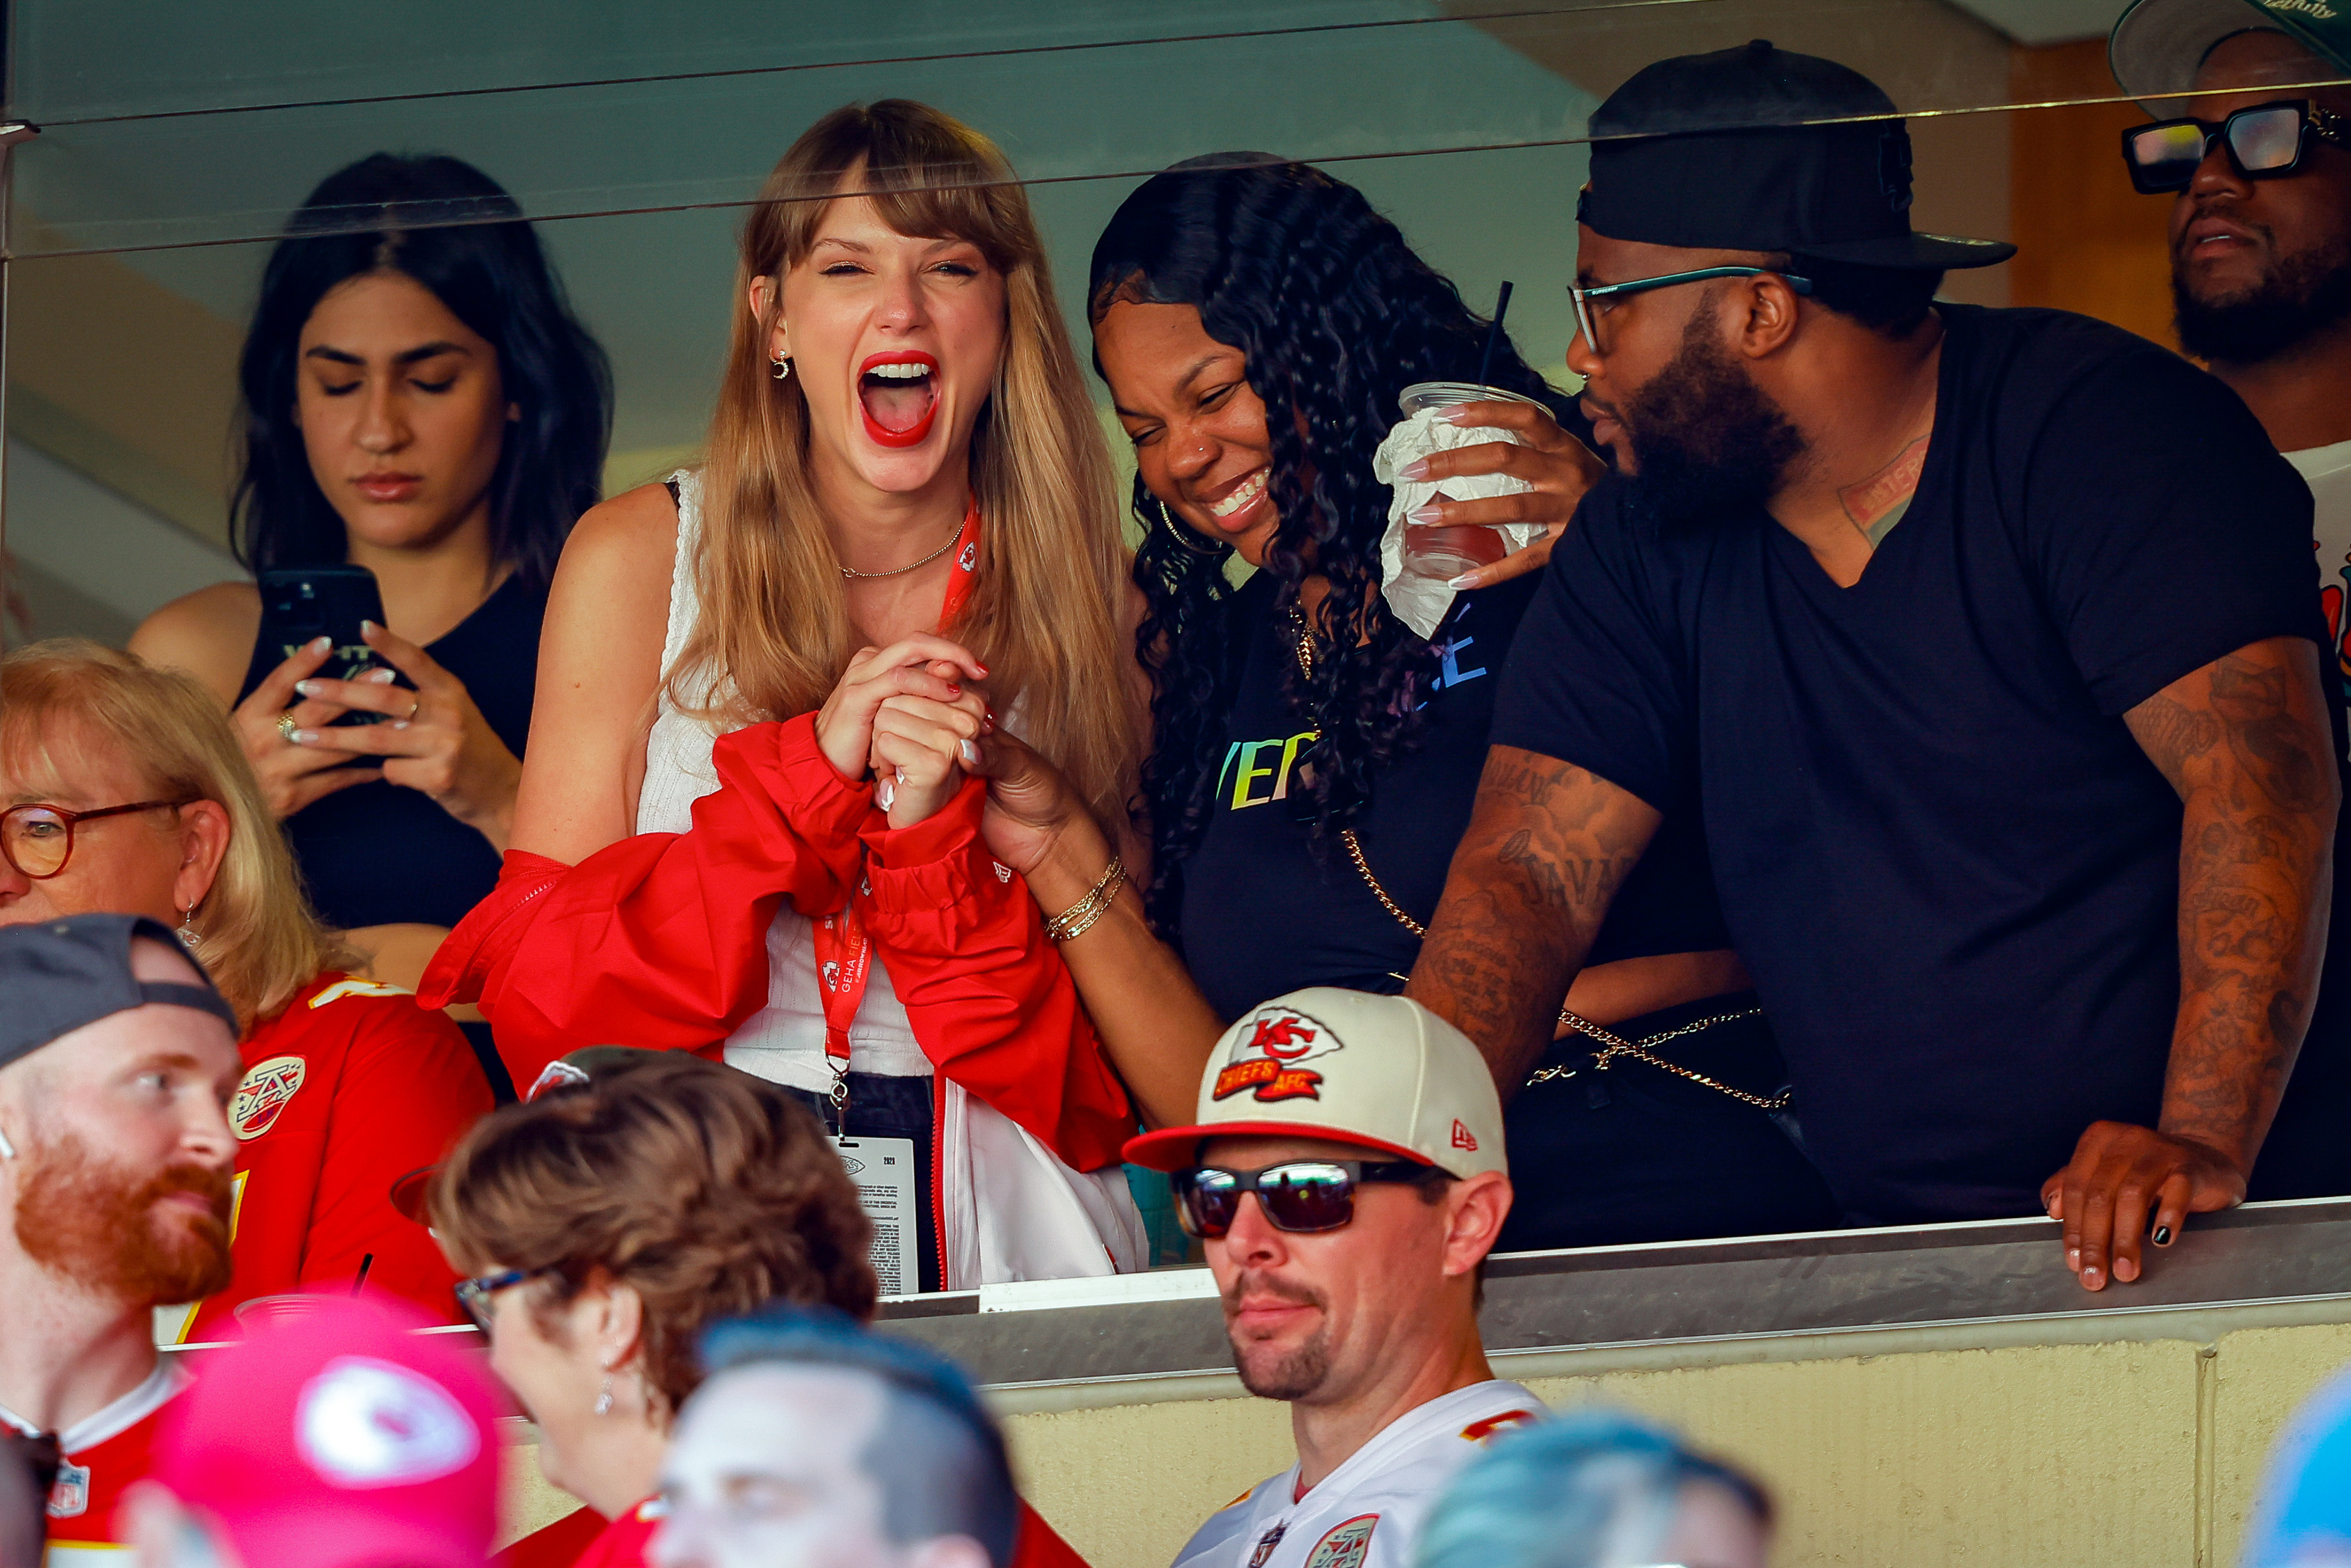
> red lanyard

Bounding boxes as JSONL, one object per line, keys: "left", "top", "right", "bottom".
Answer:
{"left": 811, "top": 497, "right": 983, "bottom": 1121}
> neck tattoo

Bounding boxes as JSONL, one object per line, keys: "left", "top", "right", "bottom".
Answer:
{"left": 1838, "top": 432, "right": 1931, "bottom": 551}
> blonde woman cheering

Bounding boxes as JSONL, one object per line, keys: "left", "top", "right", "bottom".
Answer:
{"left": 425, "top": 100, "right": 1154, "bottom": 1290}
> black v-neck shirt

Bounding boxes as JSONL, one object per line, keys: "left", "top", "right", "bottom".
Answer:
{"left": 1493, "top": 304, "right": 2335, "bottom": 1222}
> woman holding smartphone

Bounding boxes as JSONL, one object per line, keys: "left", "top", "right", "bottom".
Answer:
{"left": 973, "top": 158, "right": 1839, "bottom": 1251}
{"left": 423, "top": 100, "right": 1149, "bottom": 1289}
{"left": 132, "top": 153, "right": 612, "bottom": 1020}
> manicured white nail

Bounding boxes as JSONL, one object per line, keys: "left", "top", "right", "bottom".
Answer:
{"left": 875, "top": 776, "right": 895, "bottom": 811}
{"left": 390, "top": 721, "right": 410, "bottom": 731}
{"left": 290, "top": 730, "right": 319, "bottom": 745}
{"left": 361, "top": 619, "right": 378, "bottom": 635}
{"left": 309, "top": 636, "right": 331, "bottom": 654}
{"left": 294, "top": 679, "right": 323, "bottom": 697}
{"left": 1438, "top": 406, "right": 1472, "bottom": 424}
{"left": 1447, "top": 574, "right": 1481, "bottom": 591}
{"left": 364, "top": 668, "right": 398, "bottom": 684}
{"left": 959, "top": 739, "right": 981, "bottom": 766}
{"left": 1397, "top": 457, "right": 1430, "bottom": 480}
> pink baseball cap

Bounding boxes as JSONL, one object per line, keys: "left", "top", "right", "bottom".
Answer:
{"left": 147, "top": 1296, "right": 505, "bottom": 1568}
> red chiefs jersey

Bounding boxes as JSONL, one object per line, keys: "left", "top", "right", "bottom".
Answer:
{"left": 0, "top": 1359, "right": 186, "bottom": 1563}
{"left": 167, "top": 973, "right": 493, "bottom": 1342}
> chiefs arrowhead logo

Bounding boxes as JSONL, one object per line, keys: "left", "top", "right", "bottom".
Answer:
{"left": 1213, "top": 1003, "right": 1341, "bottom": 1103}
{"left": 230, "top": 1055, "right": 307, "bottom": 1141}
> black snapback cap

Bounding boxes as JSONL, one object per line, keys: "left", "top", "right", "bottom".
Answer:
{"left": 0, "top": 912, "right": 237, "bottom": 1073}
{"left": 1582, "top": 39, "right": 2016, "bottom": 273}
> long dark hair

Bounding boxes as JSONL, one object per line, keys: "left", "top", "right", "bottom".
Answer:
{"left": 1089, "top": 158, "right": 1572, "bottom": 928}
{"left": 232, "top": 153, "right": 612, "bottom": 591}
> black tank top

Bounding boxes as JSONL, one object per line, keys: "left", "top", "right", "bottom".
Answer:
{"left": 1175, "top": 569, "right": 1732, "bottom": 1020}
{"left": 237, "top": 573, "right": 547, "bottom": 932}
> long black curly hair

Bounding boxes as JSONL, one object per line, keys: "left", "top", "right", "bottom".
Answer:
{"left": 234, "top": 153, "right": 612, "bottom": 591}
{"left": 1089, "top": 157, "right": 1574, "bottom": 930}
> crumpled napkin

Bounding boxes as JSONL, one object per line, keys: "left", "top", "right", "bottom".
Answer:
{"left": 1370, "top": 407, "right": 1545, "bottom": 638}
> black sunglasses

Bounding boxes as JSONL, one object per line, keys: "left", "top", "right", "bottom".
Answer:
{"left": 1173, "top": 1159, "right": 1434, "bottom": 1238}
{"left": 2123, "top": 99, "right": 2351, "bottom": 193}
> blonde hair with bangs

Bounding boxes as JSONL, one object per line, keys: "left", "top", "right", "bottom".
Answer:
{"left": 0, "top": 639, "right": 347, "bottom": 1027}
{"left": 684, "top": 99, "right": 1136, "bottom": 825}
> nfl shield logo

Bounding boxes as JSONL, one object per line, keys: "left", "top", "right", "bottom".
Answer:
{"left": 1303, "top": 1515, "right": 1377, "bottom": 1568}
{"left": 47, "top": 1460, "right": 90, "bottom": 1519}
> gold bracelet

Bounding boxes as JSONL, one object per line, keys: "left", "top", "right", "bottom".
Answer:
{"left": 1044, "top": 856, "right": 1127, "bottom": 942}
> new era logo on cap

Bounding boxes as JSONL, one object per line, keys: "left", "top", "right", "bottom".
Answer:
{"left": 1123, "top": 987, "right": 1508, "bottom": 1180}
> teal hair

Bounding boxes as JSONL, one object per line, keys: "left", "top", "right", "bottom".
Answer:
{"left": 1415, "top": 1410, "right": 1769, "bottom": 1568}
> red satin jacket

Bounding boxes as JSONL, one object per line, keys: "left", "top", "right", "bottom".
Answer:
{"left": 418, "top": 712, "right": 1130, "bottom": 1172}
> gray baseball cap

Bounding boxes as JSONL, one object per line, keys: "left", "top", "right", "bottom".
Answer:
{"left": 0, "top": 913, "right": 237, "bottom": 1072}
{"left": 2111, "top": 0, "right": 2351, "bottom": 115}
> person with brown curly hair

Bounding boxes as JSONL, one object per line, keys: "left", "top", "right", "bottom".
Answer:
{"left": 424, "top": 1049, "right": 1089, "bottom": 1568}
{"left": 427, "top": 1050, "right": 873, "bottom": 1567}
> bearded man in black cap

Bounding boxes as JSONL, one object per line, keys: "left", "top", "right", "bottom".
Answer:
{"left": 0, "top": 914, "right": 242, "bottom": 1557}
{"left": 1409, "top": 41, "right": 2345, "bottom": 1295}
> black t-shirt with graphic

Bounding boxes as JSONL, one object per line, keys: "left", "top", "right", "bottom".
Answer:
{"left": 1492, "top": 304, "right": 2339, "bottom": 1224}
{"left": 1177, "top": 568, "right": 1731, "bottom": 1022}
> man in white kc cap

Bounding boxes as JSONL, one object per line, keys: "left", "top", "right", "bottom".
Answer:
{"left": 1126, "top": 987, "right": 1539, "bottom": 1568}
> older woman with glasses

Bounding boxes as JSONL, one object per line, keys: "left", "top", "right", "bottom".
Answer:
{"left": 0, "top": 640, "right": 493, "bottom": 1338}
{"left": 426, "top": 1048, "right": 1087, "bottom": 1568}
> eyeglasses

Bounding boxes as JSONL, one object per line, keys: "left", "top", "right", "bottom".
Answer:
{"left": 2123, "top": 99, "right": 2351, "bottom": 193}
{"left": 1568, "top": 267, "right": 1814, "bottom": 357}
{"left": 1173, "top": 1160, "right": 1434, "bottom": 1238}
{"left": 453, "top": 1266, "right": 557, "bottom": 1334}
{"left": 0, "top": 799, "right": 196, "bottom": 880}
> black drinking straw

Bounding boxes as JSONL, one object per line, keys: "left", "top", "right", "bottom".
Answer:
{"left": 350, "top": 1252, "right": 374, "bottom": 1296}
{"left": 1475, "top": 281, "right": 1515, "bottom": 389}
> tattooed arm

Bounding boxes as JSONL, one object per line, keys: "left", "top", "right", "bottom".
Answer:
{"left": 2045, "top": 635, "right": 2338, "bottom": 1292}
{"left": 1406, "top": 746, "right": 1663, "bottom": 1092}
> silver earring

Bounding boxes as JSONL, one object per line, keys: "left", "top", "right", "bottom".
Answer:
{"left": 177, "top": 903, "right": 203, "bottom": 955}
{"left": 771, "top": 353, "right": 792, "bottom": 381}
{"left": 594, "top": 1375, "right": 614, "bottom": 1416}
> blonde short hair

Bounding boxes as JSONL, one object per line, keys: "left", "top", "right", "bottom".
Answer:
{"left": 0, "top": 639, "right": 346, "bottom": 1026}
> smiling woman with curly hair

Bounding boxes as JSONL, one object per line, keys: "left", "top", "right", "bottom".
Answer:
{"left": 973, "top": 156, "right": 1838, "bottom": 1253}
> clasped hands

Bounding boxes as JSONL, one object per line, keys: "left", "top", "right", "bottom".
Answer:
{"left": 815, "top": 634, "right": 992, "bottom": 829}
{"left": 2041, "top": 1121, "right": 2247, "bottom": 1291}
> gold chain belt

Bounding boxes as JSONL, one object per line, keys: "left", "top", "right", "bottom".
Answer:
{"left": 1294, "top": 607, "right": 1786, "bottom": 1115}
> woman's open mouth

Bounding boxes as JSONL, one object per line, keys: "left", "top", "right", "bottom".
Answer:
{"left": 859, "top": 351, "right": 940, "bottom": 450}
{"left": 1198, "top": 467, "right": 1269, "bottom": 531}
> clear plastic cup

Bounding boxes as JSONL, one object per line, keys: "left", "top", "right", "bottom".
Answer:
{"left": 232, "top": 1292, "right": 334, "bottom": 1328}
{"left": 1392, "top": 383, "right": 1548, "bottom": 580}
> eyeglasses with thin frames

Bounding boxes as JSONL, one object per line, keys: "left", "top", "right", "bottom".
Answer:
{"left": 1568, "top": 266, "right": 1815, "bottom": 359}
{"left": 453, "top": 1267, "right": 558, "bottom": 1334}
{"left": 0, "top": 799, "right": 196, "bottom": 880}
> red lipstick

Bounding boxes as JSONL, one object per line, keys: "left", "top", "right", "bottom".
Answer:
{"left": 858, "top": 350, "right": 940, "bottom": 450}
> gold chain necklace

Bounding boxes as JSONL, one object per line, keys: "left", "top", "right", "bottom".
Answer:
{"left": 839, "top": 518, "right": 963, "bottom": 580}
{"left": 1287, "top": 605, "right": 1784, "bottom": 1109}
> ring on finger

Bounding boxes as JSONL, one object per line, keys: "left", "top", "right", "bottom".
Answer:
{"left": 277, "top": 712, "right": 300, "bottom": 743}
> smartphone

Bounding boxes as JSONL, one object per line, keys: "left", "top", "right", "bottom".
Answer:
{"left": 253, "top": 565, "right": 408, "bottom": 727}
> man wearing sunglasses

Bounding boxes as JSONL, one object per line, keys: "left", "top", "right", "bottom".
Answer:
{"left": 0, "top": 915, "right": 242, "bottom": 1562}
{"left": 2112, "top": 0, "right": 2351, "bottom": 1205}
{"left": 1125, "top": 988, "right": 1534, "bottom": 1568}
{"left": 1410, "top": 41, "right": 2346, "bottom": 1298}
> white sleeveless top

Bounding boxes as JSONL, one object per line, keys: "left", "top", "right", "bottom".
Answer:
{"left": 637, "top": 471, "right": 931, "bottom": 1091}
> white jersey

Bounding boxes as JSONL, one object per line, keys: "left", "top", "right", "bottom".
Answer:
{"left": 1173, "top": 1381, "right": 1542, "bottom": 1568}
{"left": 2288, "top": 437, "right": 2351, "bottom": 745}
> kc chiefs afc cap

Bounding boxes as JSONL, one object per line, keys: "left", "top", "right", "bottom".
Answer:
{"left": 1124, "top": 987, "right": 1507, "bottom": 1180}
